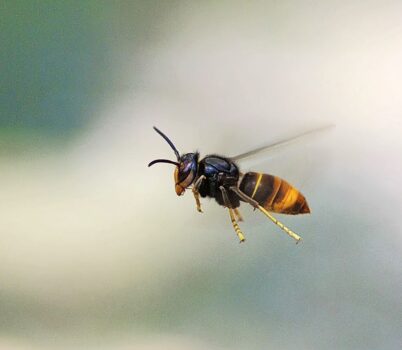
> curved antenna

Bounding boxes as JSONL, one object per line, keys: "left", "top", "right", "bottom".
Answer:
{"left": 231, "top": 124, "right": 335, "bottom": 161}
{"left": 148, "top": 159, "right": 180, "bottom": 167}
{"left": 153, "top": 126, "right": 180, "bottom": 160}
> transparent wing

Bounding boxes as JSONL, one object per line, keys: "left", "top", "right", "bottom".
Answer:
{"left": 231, "top": 124, "right": 335, "bottom": 161}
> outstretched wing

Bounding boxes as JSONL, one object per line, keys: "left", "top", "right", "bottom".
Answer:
{"left": 231, "top": 125, "right": 334, "bottom": 161}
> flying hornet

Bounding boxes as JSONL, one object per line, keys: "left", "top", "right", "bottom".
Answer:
{"left": 148, "top": 126, "right": 329, "bottom": 243}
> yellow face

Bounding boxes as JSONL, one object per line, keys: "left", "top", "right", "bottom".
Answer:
{"left": 174, "top": 167, "right": 185, "bottom": 196}
{"left": 172, "top": 153, "right": 198, "bottom": 196}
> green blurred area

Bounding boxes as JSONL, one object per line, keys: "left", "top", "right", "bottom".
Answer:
{"left": 0, "top": 1, "right": 176, "bottom": 147}
{"left": 2, "top": 2, "right": 113, "bottom": 133}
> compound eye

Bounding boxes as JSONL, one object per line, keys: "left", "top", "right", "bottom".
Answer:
{"left": 180, "top": 161, "right": 191, "bottom": 174}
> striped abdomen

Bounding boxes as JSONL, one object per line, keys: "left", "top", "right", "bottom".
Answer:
{"left": 239, "top": 172, "right": 310, "bottom": 215}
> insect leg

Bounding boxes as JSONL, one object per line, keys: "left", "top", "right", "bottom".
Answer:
{"left": 192, "top": 192, "right": 202, "bottom": 213}
{"left": 258, "top": 208, "right": 302, "bottom": 243}
{"left": 228, "top": 208, "right": 245, "bottom": 243}
{"left": 192, "top": 175, "right": 206, "bottom": 213}
{"left": 230, "top": 186, "right": 302, "bottom": 243}
{"left": 220, "top": 186, "right": 245, "bottom": 243}
{"left": 233, "top": 208, "right": 244, "bottom": 222}
{"left": 230, "top": 186, "right": 259, "bottom": 208}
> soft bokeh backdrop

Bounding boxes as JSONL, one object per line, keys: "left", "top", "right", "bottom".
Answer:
{"left": 1, "top": 1, "right": 401, "bottom": 349}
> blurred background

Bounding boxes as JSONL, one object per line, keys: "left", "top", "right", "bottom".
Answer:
{"left": 1, "top": 1, "right": 402, "bottom": 349}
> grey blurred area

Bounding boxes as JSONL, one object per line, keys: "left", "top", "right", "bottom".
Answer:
{"left": 1, "top": 1, "right": 402, "bottom": 349}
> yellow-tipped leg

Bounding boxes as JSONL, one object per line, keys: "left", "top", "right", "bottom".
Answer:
{"left": 229, "top": 186, "right": 302, "bottom": 243}
{"left": 257, "top": 205, "right": 302, "bottom": 243}
{"left": 233, "top": 208, "right": 244, "bottom": 222}
{"left": 228, "top": 208, "right": 246, "bottom": 243}
{"left": 192, "top": 190, "right": 203, "bottom": 213}
{"left": 192, "top": 175, "right": 206, "bottom": 213}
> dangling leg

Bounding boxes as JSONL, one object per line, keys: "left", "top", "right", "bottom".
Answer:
{"left": 230, "top": 186, "right": 302, "bottom": 243}
{"left": 228, "top": 208, "right": 245, "bottom": 243}
{"left": 233, "top": 208, "right": 244, "bottom": 222}
{"left": 192, "top": 175, "right": 206, "bottom": 213}
{"left": 220, "top": 186, "right": 245, "bottom": 243}
{"left": 257, "top": 207, "right": 302, "bottom": 243}
{"left": 193, "top": 192, "right": 202, "bottom": 213}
